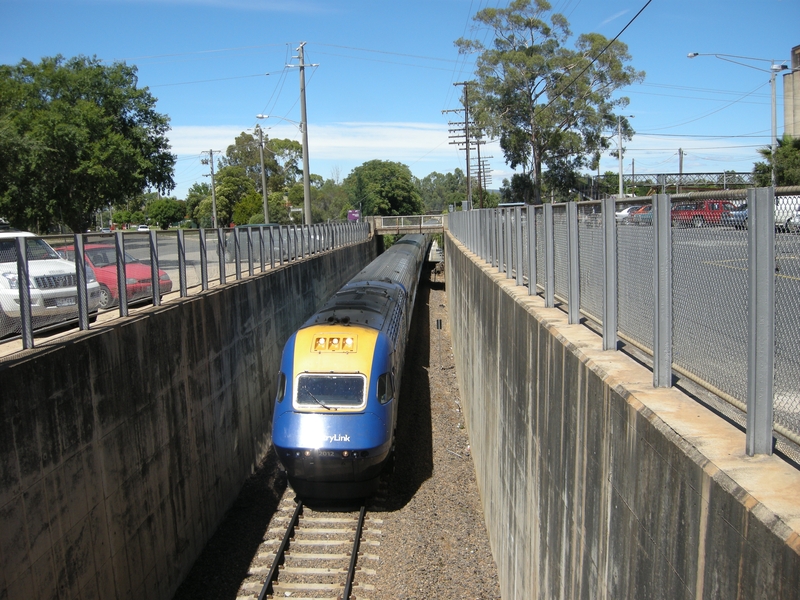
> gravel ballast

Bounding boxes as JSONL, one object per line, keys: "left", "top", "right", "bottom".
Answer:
{"left": 173, "top": 265, "right": 501, "bottom": 600}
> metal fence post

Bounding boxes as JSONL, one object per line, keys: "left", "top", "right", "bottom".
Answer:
{"left": 199, "top": 229, "right": 209, "bottom": 291}
{"left": 15, "top": 237, "right": 33, "bottom": 348}
{"left": 178, "top": 229, "right": 188, "bottom": 296}
{"left": 234, "top": 228, "right": 242, "bottom": 280}
{"left": 74, "top": 234, "right": 90, "bottom": 330}
{"left": 567, "top": 202, "right": 580, "bottom": 324}
{"left": 515, "top": 206, "right": 524, "bottom": 286}
{"left": 527, "top": 206, "right": 537, "bottom": 296}
{"left": 653, "top": 194, "right": 672, "bottom": 388}
{"left": 505, "top": 207, "right": 513, "bottom": 279}
{"left": 149, "top": 230, "right": 161, "bottom": 306}
{"left": 246, "top": 227, "right": 254, "bottom": 277}
{"left": 544, "top": 203, "right": 555, "bottom": 308}
{"left": 602, "top": 197, "right": 618, "bottom": 350}
{"left": 747, "top": 186, "right": 776, "bottom": 456}
{"left": 497, "top": 210, "right": 503, "bottom": 272}
{"left": 114, "top": 231, "right": 129, "bottom": 317}
{"left": 217, "top": 228, "right": 226, "bottom": 285}
{"left": 259, "top": 226, "right": 266, "bottom": 271}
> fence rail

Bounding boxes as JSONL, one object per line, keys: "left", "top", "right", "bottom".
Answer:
{"left": 449, "top": 188, "right": 800, "bottom": 455}
{"left": 0, "top": 221, "right": 370, "bottom": 356}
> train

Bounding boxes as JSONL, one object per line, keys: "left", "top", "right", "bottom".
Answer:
{"left": 271, "top": 234, "right": 430, "bottom": 499}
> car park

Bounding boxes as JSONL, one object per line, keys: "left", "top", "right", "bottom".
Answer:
{"left": 0, "top": 231, "right": 101, "bottom": 338}
{"left": 720, "top": 204, "right": 748, "bottom": 229}
{"left": 54, "top": 243, "right": 172, "bottom": 309}
{"left": 615, "top": 204, "right": 641, "bottom": 223}
{"left": 670, "top": 200, "right": 739, "bottom": 228}
{"left": 630, "top": 204, "right": 653, "bottom": 225}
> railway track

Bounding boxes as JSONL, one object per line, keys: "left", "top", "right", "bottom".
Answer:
{"left": 236, "top": 491, "right": 382, "bottom": 600}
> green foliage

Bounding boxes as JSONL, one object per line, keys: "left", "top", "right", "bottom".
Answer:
{"left": 0, "top": 55, "right": 175, "bottom": 233}
{"left": 754, "top": 135, "right": 800, "bottom": 187}
{"left": 130, "top": 211, "right": 146, "bottom": 225}
{"left": 113, "top": 210, "right": 131, "bottom": 226}
{"left": 148, "top": 198, "right": 186, "bottom": 229}
{"left": 416, "top": 169, "right": 466, "bottom": 212}
{"left": 343, "top": 160, "right": 422, "bottom": 216}
{"left": 455, "top": 0, "right": 644, "bottom": 203}
{"left": 184, "top": 182, "right": 210, "bottom": 226}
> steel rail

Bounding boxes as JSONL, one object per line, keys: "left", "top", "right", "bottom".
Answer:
{"left": 341, "top": 505, "right": 367, "bottom": 600}
{"left": 257, "top": 500, "right": 303, "bottom": 600}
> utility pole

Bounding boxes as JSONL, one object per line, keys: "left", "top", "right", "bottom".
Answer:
{"left": 289, "top": 42, "right": 318, "bottom": 226}
{"left": 678, "top": 148, "right": 684, "bottom": 194}
{"left": 201, "top": 149, "right": 219, "bottom": 228}
{"left": 256, "top": 126, "right": 270, "bottom": 224}
{"left": 444, "top": 81, "right": 476, "bottom": 209}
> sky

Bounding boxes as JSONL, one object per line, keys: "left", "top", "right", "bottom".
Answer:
{"left": 2, "top": 0, "right": 799, "bottom": 200}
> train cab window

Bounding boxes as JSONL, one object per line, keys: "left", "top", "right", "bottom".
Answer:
{"left": 377, "top": 372, "right": 395, "bottom": 405}
{"left": 275, "top": 372, "right": 286, "bottom": 403}
{"left": 295, "top": 374, "right": 365, "bottom": 409}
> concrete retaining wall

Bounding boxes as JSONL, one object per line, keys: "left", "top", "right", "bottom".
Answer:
{"left": 445, "top": 233, "right": 800, "bottom": 599}
{"left": 0, "top": 240, "right": 377, "bottom": 600}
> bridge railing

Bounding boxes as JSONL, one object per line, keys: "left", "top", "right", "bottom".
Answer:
{"left": 368, "top": 214, "right": 447, "bottom": 233}
{"left": 0, "top": 221, "right": 370, "bottom": 356}
{"left": 449, "top": 187, "right": 800, "bottom": 456}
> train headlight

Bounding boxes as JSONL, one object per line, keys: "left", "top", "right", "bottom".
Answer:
{"left": 343, "top": 337, "right": 354, "bottom": 350}
{"left": 342, "top": 450, "right": 350, "bottom": 458}
{"left": 314, "top": 337, "right": 326, "bottom": 351}
{"left": 303, "top": 450, "right": 312, "bottom": 457}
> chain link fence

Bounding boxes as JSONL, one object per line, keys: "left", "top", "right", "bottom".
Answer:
{"left": 450, "top": 188, "right": 800, "bottom": 452}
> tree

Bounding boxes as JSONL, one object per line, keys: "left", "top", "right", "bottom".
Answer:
{"left": 416, "top": 170, "right": 467, "bottom": 213}
{"left": 753, "top": 134, "right": 800, "bottom": 187}
{"left": 343, "top": 160, "right": 422, "bottom": 216}
{"left": 214, "top": 165, "right": 258, "bottom": 226}
{"left": 184, "top": 182, "right": 210, "bottom": 226}
{"left": 148, "top": 198, "right": 186, "bottom": 229}
{"left": 0, "top": 55, "right": 175, "bottom": 233}
{"left": 455, "top": 0, "right": 644, "bottom": 203}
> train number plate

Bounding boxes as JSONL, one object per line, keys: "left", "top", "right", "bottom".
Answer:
{"left": 317, "top": 451, "right": 336, "bottom": 457}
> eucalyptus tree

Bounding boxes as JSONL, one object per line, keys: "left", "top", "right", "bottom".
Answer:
{"left": 0, "top": 55, "right": 175, "bottom": 232}
{"left": 456, "top": 0, "right": 644, "bottom": 203}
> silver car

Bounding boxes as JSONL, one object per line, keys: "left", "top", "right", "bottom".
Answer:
{"left": 0, "top": 231, "right": 102, "bottom": 337}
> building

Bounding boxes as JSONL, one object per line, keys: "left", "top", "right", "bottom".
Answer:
{"left": 784, "top": 45, "right": 800, "bottom": 138}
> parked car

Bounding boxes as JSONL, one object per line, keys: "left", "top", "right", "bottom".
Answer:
{"left": 54, "top": 243, "right": 172, "bottom": 309}
{"left": 670, "top": 200, "right": 739, "bottom": 228}
{"left": 622, "top": 204, "right": 651, "bottom": 225}
{"left": 788, "top": 205, "right": 800, "bottom": 233}
{"left": 630, "top": 204, "right": 653, "bottom": 225}
{"left": 720, "top": 204, "right": 748, "bottom": 229}
{"left": 615, "top": 204, "right": 641, "bottom": 223}
{"left": 0, "top": 231, "right": 101, "bottom": 338}
{"left": 137, "top": 224, "right": 150, "bottom": 231}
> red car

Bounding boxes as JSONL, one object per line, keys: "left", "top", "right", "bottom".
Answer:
{"left": 671, "top": 200, "right": 739, "bottom": 228}
{"left": 55, "top": 244, "right": 172, "bottom": 309}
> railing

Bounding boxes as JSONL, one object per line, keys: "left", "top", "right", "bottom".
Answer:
{"left": 0, "top": 221, "right": 370, "bottom": 356}
{"left": 368, "top": 214, "right": 447, "bottom": 234}
{"left": 449, "top": 187, "right": 800, "bottom": 455}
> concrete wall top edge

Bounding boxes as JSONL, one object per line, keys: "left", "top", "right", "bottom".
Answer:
{"left": 447, "top": 232, "right": 800, "bottom": 549}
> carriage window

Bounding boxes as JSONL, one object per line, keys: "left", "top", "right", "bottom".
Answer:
{"left": 275, "top": 372, "right": 286, "bottom": 403}
{"left": 378, "top": 372, "right": 395, "bottom": 405}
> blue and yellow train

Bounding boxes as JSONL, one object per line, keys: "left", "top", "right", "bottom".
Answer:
{"left": 271, "top": 234, "right": 430, "bottom": 498}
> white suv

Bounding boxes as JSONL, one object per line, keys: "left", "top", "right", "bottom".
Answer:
{"left": 0, "top": 231, "right": 102, "bottom": 338}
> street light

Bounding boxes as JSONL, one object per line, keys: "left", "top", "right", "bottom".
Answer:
{"left": 257, "top": 113, "right": 311, "bottom": 225}
{"left": 688, "top": 52, "right": 789, "bottom": 187}
{"left": 617, "top": 115, "right": 634, "bottom": 198}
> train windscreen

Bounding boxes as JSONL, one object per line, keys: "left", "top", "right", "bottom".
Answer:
{"left": 295, "top": 374, "right": 365, "bottom": 409}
